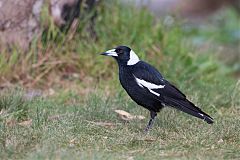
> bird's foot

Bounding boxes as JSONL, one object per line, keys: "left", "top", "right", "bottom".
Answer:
{"left": 143, "top": 111, "right": 157, "bottom": 133}
{"left": 144, "top": 126, "right": 151, "bottom": 133}
{"left": 144, "top": 118, "right": 155, "bottom": 133}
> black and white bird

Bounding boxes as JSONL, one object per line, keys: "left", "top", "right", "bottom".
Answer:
{"left": 101, "top": 45, "right": 213, "bottom": 131}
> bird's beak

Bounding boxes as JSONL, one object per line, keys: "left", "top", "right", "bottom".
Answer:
{"left": 100, "top": 49, "right": 118, "bottom": 57}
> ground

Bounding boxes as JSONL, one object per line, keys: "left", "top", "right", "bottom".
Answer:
{"left": 0, "top": 89, "right": 240, "bottom": 159}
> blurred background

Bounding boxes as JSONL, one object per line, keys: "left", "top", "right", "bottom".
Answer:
{"left": 0, "top": 0, "right": 239, "bottom": 91}
{"left": 0, "top": 1, "right": 240, "bottom": 159}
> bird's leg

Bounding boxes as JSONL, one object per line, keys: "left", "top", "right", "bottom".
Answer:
{"left": 144, "top": 111, "right": 157, "bottom": 132}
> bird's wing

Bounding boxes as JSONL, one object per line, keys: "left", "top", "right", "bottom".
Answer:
{"left": 132, "top": 61, "right": 186, "bottom": 100}
{"left": 133, "top": 61, "right": 213, "bottom": 124}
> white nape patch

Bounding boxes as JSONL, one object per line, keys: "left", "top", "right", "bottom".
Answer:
{"left": 105, "top": 49, "right": 118, "bottom": 57}
{"left": 134, "top": 75, "right": 165, "bottom": 96}
{"left": 127, "top": 50, "right": 140, "bottom": 65}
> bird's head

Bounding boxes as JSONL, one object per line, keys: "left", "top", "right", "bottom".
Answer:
{"left": 101, "top": 46, "right": 140, "bottom": 66}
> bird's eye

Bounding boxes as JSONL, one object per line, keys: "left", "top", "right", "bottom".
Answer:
{"left": 115, "top": 49, "right": 123, "bottom": 54}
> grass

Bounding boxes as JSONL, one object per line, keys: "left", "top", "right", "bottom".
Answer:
{"left": 0, "top": 0, "right": 240, "bottom": 159}
{"left": 0, "top": 87, "right": 240, "bottom": 159}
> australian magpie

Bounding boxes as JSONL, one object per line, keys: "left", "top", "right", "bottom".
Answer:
{"left": 101, "top": 45, "right": 213, "bottom": 132}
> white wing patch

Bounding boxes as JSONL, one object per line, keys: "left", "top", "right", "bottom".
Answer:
{"left": 127, "top": 50, "right": 140, "bottom": 65}
{"left": 134, "top": 76, "right": 165, "bottom": 96}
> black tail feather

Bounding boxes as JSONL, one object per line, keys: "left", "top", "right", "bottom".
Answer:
{"left": 166, "top": 98, "right": 214, "bottom": 124}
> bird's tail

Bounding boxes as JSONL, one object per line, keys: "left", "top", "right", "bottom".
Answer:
{"left": 167, "top": 98, "right": 214, "bottom": 124}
